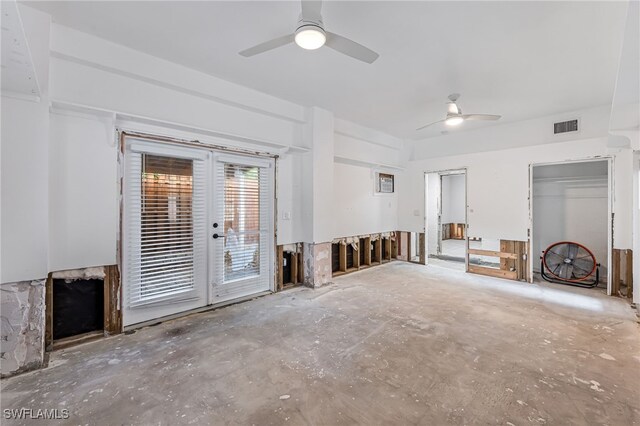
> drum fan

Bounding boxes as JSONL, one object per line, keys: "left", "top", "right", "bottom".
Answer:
{"left": 540, "top": 241, "right": 599, "bottom": 288}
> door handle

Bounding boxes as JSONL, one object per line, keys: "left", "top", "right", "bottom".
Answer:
{"left": 212, "top": 233, "right": 226, "bottom": 239}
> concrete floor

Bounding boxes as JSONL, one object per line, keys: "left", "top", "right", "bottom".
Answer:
{"left": 2, "top": 262, "right": 639, "bottom": 425}
{"left": 440, "top": 239, "right": 466, "bottom": 258}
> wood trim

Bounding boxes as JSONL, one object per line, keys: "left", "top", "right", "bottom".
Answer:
{"left": 612, "top": 249, "right": 621, "bottom": 295}
{"left": 363, "top": 237, "right": 372, "bottom": 266}
{"left": 500, "top": 240, "right": 515, "bottom": 271}
{"left": 290, "top": 252, "right": 299, "bottom": 285}
{"left": 352, "top": 242, "right": 361, "bottom": 269}
{"left": 468, "top": 249, "right": 518, "bottom": 259}
{"left": 469, "top": 265, "right": 518, "bottom": 280}
{"left": 516, "top": 241, "right": 529, "bottom": 281}
{"left": 339, "top": 243, "right": 347, "bottom": 272}
{"left": 104, "top": 265, "right": 123, "bottom": 335}
{"left": 391, "top": 236, "right": 398, "bottom": 259}
{"left": 277, "top": 245, "right": 304, "bottom": 287}
{"left": 468, "top": 239, "right": 527, "bottom": 282}
{"left": 612, "top": 248, "right": 634, "bottom": 298}
{"left": 277, "top": 246, "right": 284, "bottom": 290}
{"left": 297, "top": 247, "right": 304, "bottom": 284}
{"left": 52, "top": 330, "right": 104, "bottom": 351}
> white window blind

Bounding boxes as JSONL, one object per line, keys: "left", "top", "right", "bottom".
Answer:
{"left": 213, "top": 158, "right": 272, "bottom": 300}
{"left": 221, "top": 164, "right": 263, "bottom": 281}
{"left": 125, "top": 151, "right": 207, "bottom": 307}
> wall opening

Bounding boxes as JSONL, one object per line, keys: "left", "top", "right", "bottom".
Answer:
{"left": 45, "top": 265, "right": 122, "bottom": 351}
{"left": 531, "top": 160, "right": 609, "bottom": 289}
{"left": 425, "top": 170, "right": 466, "bottom": 269}
{"left": 408, "top": 232, "right": 424, "bottom": 264}
{"left": 282, "top": 251, "right": 293, "bottom": 284}
{"left": 346, "top": 244, "right": 355, "bottom": 269}
{"left": 331, "top": 243, "right": 341, "bottom": 273}
{"left": 359, "top": 238, "right": 367, "bottom": 266}
{"left": 53, "top": 278, "right": 104, "bottom": 340}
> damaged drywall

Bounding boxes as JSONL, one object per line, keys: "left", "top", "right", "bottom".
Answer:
{"left": 0, "top": 280, "right": 46, "bottom": 377}
{"left": 303, "top": 242, "right": 332, "bottom": 288}
{"left": 52, "top": 266, "right": 105, "bottom": 282}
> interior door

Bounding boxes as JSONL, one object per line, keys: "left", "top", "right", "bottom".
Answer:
{"left": 211, "top": 153, "right": 274, "bottom": 303}
{"left": 123, "top": 139, "right": 209, "bottom": 326}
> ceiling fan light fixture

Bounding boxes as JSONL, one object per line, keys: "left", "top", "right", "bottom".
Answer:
{"left": 445, "top": 116, "right": 464, "bottom": 126}
{"left": 294, "top": 25, "right": 326, "bottom": 50}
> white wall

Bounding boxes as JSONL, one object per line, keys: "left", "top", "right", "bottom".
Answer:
{"left": 1, "top": 5, "right": 51, "bottom": 284}
{"left": 532, "top": 162, "right": 609, "bottom": 275}
{"left": 401, "top": 116, "right": 633, "bottom": 251}
{"left": 1, "top": 97, "right": 50, "bottom": 283}
{"left": 331, "top": 118, "right": 404, "bottom": 239}
{"left": 48, "top": 112, "right": 118, "bottom": 271}
{"left": 3, "top": 17, "right": 406, "bottom": 281}
{"left": 45, "top": 23, "right": 308, "bottom": 265}
{"left": 332, "top": 164, "right": 398, "bottom": 238}
{"left": 3, "top": 6, "right": 635, "bottom": 293}
{"left": 309, "top": 108, "right": 335, "bottom": 243}
{"left": 441, "top": 174, "right": 465, "bottom": 224}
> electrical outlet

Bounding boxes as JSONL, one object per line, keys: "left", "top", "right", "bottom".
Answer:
{"left": 282, "top": 212, "right": 291, "bottom": 220}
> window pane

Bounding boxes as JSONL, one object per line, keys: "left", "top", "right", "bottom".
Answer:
{"left": 223, "top": 164, "right": 260, "bottom": 282}
{"left": 138, "top": 154, "right": 195, "bottom": 301}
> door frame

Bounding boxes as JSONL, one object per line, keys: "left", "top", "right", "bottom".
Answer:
{"left": 528, "top": 157, "right": 613, "bottom": 292}
{"left": 423, "top": 168, "right": 468, "bottom": 269}
{"left": 118, "top": 130, "right": 278, "bottom": 328}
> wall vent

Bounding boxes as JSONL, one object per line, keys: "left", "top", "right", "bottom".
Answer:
{"left": 553, "top": 119, "right": 578, "bottom": 134}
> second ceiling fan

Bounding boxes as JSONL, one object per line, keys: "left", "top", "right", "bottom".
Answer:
{"left": 239, "top": 0, "right": 379, "bottom": 64}
{"left": 417, "top": 94, "right": 502, "bottom": 130}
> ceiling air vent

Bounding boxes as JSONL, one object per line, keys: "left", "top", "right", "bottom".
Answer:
{"left": 554, "top": 119, "right": 578, "bottom": 135}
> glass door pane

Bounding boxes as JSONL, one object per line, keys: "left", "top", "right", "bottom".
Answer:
{"left": 223, "top": 164, "right": 261, "bottom": 282}
{"left": 212, "top": 155, "right": 274, "bottom": 303}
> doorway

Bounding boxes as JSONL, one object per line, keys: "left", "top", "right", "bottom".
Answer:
{"left": 530, "top": 159, "right": 611, "bottom": 291}
{"left": 122, "top": 137, "right": 274, "bottom": 326}
{"left": 425, "top": 169, "right": 467, "bottom": 270}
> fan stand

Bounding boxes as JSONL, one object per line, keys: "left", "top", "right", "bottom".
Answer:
{"left": 539, "top": 256, "right": 600, "bottom": 288}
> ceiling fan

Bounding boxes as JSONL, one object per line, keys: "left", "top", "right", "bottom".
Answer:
{"left": 239, "top": 0, "right": 379, "bottom": 64}
{"left": 417, "top": 94, "right": 502, "bottom": 130}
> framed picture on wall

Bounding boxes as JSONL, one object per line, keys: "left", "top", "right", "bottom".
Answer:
{"left": 376, "top": 173, "right": 395, "bottom": 193}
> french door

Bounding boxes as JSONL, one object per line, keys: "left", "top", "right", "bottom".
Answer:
{"left": 210, "top": 153, "right": 274, "bottom": 304}
{"left": 123, "top": 138, "right": 274, "bottom": 326}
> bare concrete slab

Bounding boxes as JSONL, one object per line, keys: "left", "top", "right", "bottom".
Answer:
{"left": 2, "top": 262, "right": 639, "bottom": 425}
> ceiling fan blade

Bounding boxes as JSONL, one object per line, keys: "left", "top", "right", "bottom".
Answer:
{"left": 325, "top": 31, "right": 379, "bottom": 64}
{"left": 417, "top": 119, "right": 445, "bottom": 131}
{"left": 301, "top": 0, "right": 323, "bottom": 22}
{"left": 239, "top": 34, "right": 294, "bottom": 57}
{"left": 462, "top": 114, "right": 501, "bottom": 121}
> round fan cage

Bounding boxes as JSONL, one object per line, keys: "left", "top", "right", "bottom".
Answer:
{"left": 541, "top": 241, "right": 598, "bottom": 285}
